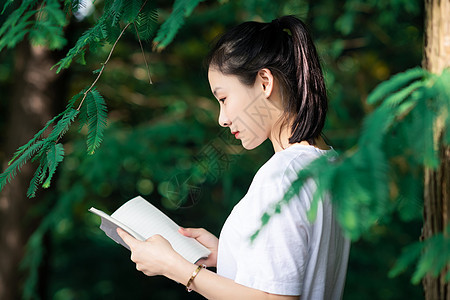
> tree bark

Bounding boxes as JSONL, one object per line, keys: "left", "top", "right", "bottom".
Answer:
{"left": 422, "top": 0, "right": 450, "bottom": 299}
{"left": 0, "top": 43, "right": 62, "bottom": 300}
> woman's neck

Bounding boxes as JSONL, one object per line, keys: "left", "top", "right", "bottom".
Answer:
{"left": 269, "top": 124, "right": 330, "bottom": 152}
{"left": 266, "top": 98, "right": 330, "bottom": 152}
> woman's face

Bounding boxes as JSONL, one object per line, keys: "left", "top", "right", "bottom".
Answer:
{"left": 208, "top": 68, "right": 279, "bottom": 150}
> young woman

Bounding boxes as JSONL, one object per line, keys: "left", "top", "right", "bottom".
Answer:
{"left": 118, "top": 15, "right": 350, "bottom": 299}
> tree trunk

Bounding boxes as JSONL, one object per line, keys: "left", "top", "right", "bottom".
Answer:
{"left": 0, "top": 43, "right": 63, "bottom": 300}
{"left": 422, "top": 0, "right": 450, "bottom": 299}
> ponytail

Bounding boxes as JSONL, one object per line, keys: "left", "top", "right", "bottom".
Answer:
{"left": 207, "top": 15, "right": 327, "bottom": 145}
{"left": 278, "top": 16, "right": 327, "bottom": 144}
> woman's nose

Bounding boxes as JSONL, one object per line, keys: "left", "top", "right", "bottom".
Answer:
{"left": 218, "top": 106, "right": 231, "bottom": 127}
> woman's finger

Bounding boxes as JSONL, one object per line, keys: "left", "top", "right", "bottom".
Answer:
{"left": 178, "top": 227, "right": 205, "bottom": 238}
{"left": 117, "top": 228, "right": 139, "bottom": 249}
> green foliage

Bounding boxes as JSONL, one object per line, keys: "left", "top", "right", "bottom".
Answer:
{"left": 152, "top": 0, "right": 205, "bottom": 50}
{"left": 42, "top": 143, "right": 65, "bottom": 188}
{"left": 0, "top": 0, "right": 199, "bottom": 197}
{"left": 27, "top": 143, "right": 65, "bottom": 197}
{"left": 7, "top": 112, "right": 64, "bottom": 166}
{"left": 0, "top": 0, "right": 67, "bottom": 51}
{"left": 134, "top": 0, "right": 158, "bottom": 41}
{"left": 30, "top": 0, "right": 67, "bottom": 48}
{"left": 53, "top": 0, "right": 158, "bottom": 73}
{"left": 389, "top": 224, "right": 450, "bottom": 284}
{"left": 63, "top": 0, "right": 82, "bottom": 13}
{"left": 0, "top": 140, "right": 45, "bottom": 190}
{"left": 45, "top": 109, "right": 80, "bottom": 146}
{"left": 52, "top": 14, "right": 109, "bottom": 73}
{"left": 0, "top": 107, "right": 79, "bottom": 197}
{"left": 86, "top": 88, "right": 108, "bottom": 154}
{"left": 121, "top": 0, "right": 145, "bottom": 24}
{"left": 1, "top": 0, "right": 15, "bottom": 14}
{"left": 366, "top": 67, "right": 426, "bottom": 105}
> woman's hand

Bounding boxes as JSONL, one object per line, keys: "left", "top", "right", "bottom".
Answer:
{"left": 178, "top": 227, "right": 219, "bottom": 268}
{"left": 117, "top": 228, "right": 182, "bottom": 277}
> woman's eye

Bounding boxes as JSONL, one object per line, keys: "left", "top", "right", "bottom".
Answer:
{"left": 219, "top": 98, "right": 226, "bottom": 103}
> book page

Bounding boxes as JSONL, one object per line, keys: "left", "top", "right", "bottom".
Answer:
{"left": 90, "top": 196, "right": 210, "bottom": 264}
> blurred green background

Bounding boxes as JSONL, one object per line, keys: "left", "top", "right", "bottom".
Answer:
{"left": 0, "top": 0, "right": 425, "bottom": 299}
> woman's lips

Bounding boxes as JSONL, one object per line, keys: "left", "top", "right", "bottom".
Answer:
{"left": 232, "top": 131, "right": 240, "bottom": 139}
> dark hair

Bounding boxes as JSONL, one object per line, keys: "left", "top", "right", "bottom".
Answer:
{"left": 206, "top": 15, "right": 327, "bottom": 145}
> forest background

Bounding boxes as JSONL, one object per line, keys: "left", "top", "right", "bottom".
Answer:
{"left": 0, "top": 0, "right": 443, "bottom": 299}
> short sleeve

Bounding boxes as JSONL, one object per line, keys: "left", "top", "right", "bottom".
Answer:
{"left": 233, "top": 183, "right": 312, "bottom": 296}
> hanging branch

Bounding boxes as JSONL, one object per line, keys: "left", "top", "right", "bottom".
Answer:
{"left": 76, "top": 22, "right": 131, "bottom": 111}
{"left": 134, "top": 21, "right": 153, "bottom": 84}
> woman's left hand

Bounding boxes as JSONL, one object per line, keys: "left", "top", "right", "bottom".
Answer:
{"left": 117, "top": 228, "right": 178, "bottom": 277}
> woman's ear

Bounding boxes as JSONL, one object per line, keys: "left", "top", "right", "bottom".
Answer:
{"left": 257, "top": 68, "right": 274, "bottom": 98}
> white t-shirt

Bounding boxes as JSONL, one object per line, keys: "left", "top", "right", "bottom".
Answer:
{"left": 217, "top": 144, "right": 350, "bottom": 299}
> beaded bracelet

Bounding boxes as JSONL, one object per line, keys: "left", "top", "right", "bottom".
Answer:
{"left": 186, "top": 264, "right": 206, "bottom": 292}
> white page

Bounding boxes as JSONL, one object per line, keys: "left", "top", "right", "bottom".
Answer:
{"left": 90, "top": 196, "right": 210, "bottom": 264}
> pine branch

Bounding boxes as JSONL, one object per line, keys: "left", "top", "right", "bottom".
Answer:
{"left": 359, "top": 104, "right": 394, "bottom": 147}
{"left": 1, "top": 0, "right": 15, "bottom": 14}
{"left": 43, "top": 109, "right": 80, "bottom": 147}
{"left": 75, "top": 22, "right": 131, "bottom": 112}
{"left": 0, "top": 0, "right": 37, "bottom": 37}
{"left": 63, "top": 0, "right": 83, "bottom": 14}
{"left": 367, "top": 67, "right": 426, "bottom": 105}
{"left": 7, "top": 111, "right": 65, "bottom": 166}
{"left": 134, "top": 0, "right": 158, "bottom": 41}
{"left": 389, "top": 225, "right": 450, "bottom": 284}
{"left": 29, "top": 0, "right": 67, "bottom": 49}
{"left": 42, "top": 143, "right": 65, "bottom": 188}
{"left": 109, "top": 0, "right": 125, "bottom": 26}
{"left": 75, "top": 0, "right": 150, "bottom": 111}
{"left": 38, "top": 156, "right": 48, "bottom": 184}
{"left": 0, "top": 141, "right": 45, "bottom": 190}
{"left": 86, "top": 89, "right": 108, "bottom": 154}
{"left": 382, "top": 80, "right": 425, "bottom": 108}
{"left": 0, "top": 10, "right": 36, "bottom": 50}
{"left": 52, "top": 15, "right": 109, "bottom": 73}
{"left": 360, "top": 79, "right": 426, "bottom": 147}
{"left": 153, "top": 0, "right": 204, "bottom": 51}
{"left": 0, "top": 0, "right": 67, "bottom": 51}
{"left": 27, "top": 163, "right": 44, "bottom": 198}
{"left": 122, "top": 0, "right": 144, "bottom": 23}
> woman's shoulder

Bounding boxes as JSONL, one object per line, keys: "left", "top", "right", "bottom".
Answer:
{"left": 255, "top": 144, "right": 332, "bottom": 182}
{"left": 236, "top": 144, "right": 332, "bottom": 219}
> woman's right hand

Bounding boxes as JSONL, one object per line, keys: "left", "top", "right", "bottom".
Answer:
{"left": 178, "top": 227, "right": 219, "bottom": 268}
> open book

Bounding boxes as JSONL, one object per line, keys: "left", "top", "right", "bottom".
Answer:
{"left": 89, "top": 196, "right": 211, "bottom": 264}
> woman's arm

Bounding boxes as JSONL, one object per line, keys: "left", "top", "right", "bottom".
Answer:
{"left": 168, "top": 256, "right": 299, "bottom": 300}
{"left": 117, "top": 229, "right": 299, "bottom": 300}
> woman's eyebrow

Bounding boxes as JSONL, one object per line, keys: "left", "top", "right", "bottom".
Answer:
{"left": 213, "top": 87, "right": 223, "bottom": 96}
